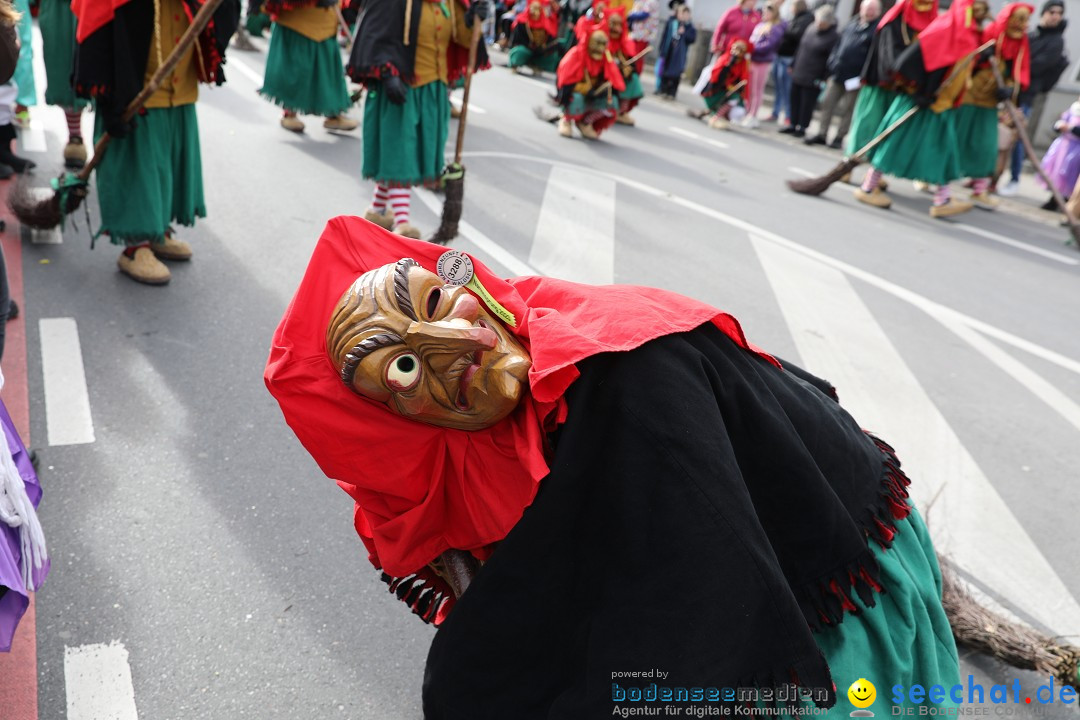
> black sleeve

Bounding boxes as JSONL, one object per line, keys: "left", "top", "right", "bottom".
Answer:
{"left": 347, "top": 0, "right": 417, "bottom": 82}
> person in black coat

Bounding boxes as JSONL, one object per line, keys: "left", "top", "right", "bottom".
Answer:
{"left": 781, "top": 4, "right": 838, "bottom": 138}
{"left": 770, "top": 0, "right": 811, "bottom": 124}
{"left": 656, "top": 0, "right": 696, "bottom": 99}
{"left": 804, "top": 0, "right": 879, "bottom": 148}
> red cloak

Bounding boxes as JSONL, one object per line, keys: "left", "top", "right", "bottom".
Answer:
{"left": 709, "top": 36, "right": 752, "bottom": 92}
{"left": 555, "top": 40, "right": 626, "bottom": 92}
{"left": 982, "top": 2, "right": 1033, "bottom": 89}
{"left": 917, "top": 0, "right": 979, "bottom": 71}
{"left": 264, "top": 218, "right": 776, "bottom": 583}
{"left": 71, "top": 0, "right": 134, "bottom": 42}
{"left": 877, "top": 0, "right": 939, "bottom": 33}
{"left": 512, "top": 0, "right": 560, "bottom": 37}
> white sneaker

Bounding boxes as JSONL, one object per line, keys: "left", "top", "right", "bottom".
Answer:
{"left": 997, "top": 180, "right": 1020, "bottom": 197}
{"left": 741, "top": 115, "right": 760, "bottom": 129}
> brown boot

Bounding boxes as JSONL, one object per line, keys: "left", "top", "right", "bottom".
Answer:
{"left": 929, "top": 199, "right": 974, "bottom": 218}
{"left": 615, "top": 113, "right": 636, "bottom": 126}
{"left": 364, "top": 208, "right": 395, "bottom": 230}
{"left": 576, "top": 121, "right": 599, "bottom": 140}
{"left": 63, "top": 137, "right": 87, "bottom": 169}
{"left": 151, "top": 233, "right": 193, "bottom": 261}
{"left": 393, "top": 222, "right": 422, "bottom": 239}
{"left": 557, "top": 116, "right": 573, "bottom": 137}
{"left": 323, "top": 115, "right": 358, "bottom": 131}
{"left": 118, "top": 247, "right": 171, "bottom": 285}
{"left": 854, "top": 187, "right": 892, "bottom": 209}
{"left": 280, "top": 113, "right": 305, "bottom": 133}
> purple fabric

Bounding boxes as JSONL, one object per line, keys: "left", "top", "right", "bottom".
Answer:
{"left": 1038, "top": 108, "right": 1080, "bottom": 197}
{"left": 0, "top": 396, "right": 47, "bottom": 653}
{"left": 749, "top": 21, "right": 786, "bottom": 63}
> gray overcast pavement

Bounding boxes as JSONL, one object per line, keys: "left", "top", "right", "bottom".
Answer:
{"left": 14, "top": 36, "right": 1080, "bottom": 719}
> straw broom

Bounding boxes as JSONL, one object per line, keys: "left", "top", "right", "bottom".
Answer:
{"left": 987, "top": 58, "right": 1080, "bottom": 250}
{"left": 9, "top": 0, "right": 226, "bottom": 230}
{"left": 939, "top": 556, "right": 1080, "bottom": 691}
{"left": 787, "top": 39, "right": 995, "bottom": 196}
{"left": 429, "top": 19, "right": 484, "bottom": 245}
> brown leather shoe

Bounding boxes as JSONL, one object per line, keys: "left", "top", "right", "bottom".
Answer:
{"left": 150, "top": 233, "right": 193, "bottom": 261}
{"left": 392, "top": 222, "right": 422, "bottom": 239}
{"left": 280, "top": 114, "right": 305, "bottom": 133}
{"left": 118, "top": 248, "right": 171, "bottom": 285}
{"left": 854, "top": 187, "right": 892, "bottom": 209}
{"left": 323, "top": 115, "right": 358, "bottom": 131}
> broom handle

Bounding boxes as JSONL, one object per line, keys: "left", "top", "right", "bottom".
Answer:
{"left": 619, "top": 44, "right": 652, "bottom": 68}
{"left": 453, "top": 18, "right": 484, "bottom": 165}
{"left": 849, "top": 39, "right": 996, "bottom": 162}
{"left": 335, "top": 4, "right": 355, "bottom": 49}
{"left": 988, "top": 57, "right": 1080, "bottom": 250}
{"left": 78, "top": 0, "right": 227, "bottom": 183}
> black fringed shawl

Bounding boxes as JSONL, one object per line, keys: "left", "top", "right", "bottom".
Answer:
{"left": 422, "top": 324, "right": 914, "bottom": 717}
{"left": 346, "top": 0, "right": 488, "bottom": 86}
{"left": 74, "top": 0, "right": 238, "bottom": 120}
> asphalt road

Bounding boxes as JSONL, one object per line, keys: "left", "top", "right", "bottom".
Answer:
{"left": 10, "top": 33, "right": 1080, "bottom": 720}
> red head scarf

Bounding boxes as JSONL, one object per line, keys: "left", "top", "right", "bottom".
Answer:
{"left": 710, "top": 37, "right": 753, "bottom": 90}
{"left": 982, "top": 2, "right": 1033, "bottom": 89}
{"left": 594, "top": 7, "right": 636, "bottom": 57}
{"left": 556, "top": 37, "right": 627, "bottom": 92}
{"left": 513, "top": 0, "right": 560, "bottom": 37}
{"left": 917, "top": 0, "right": 979, "bottom": 71}
{"left": 264, "top": 218, "right": 776, "bottom": 578}
{"left": 877, "top": 0, "right": 940, "bottom": 33}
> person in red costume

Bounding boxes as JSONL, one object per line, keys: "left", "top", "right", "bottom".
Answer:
{"left": 265, "top": 220, "right": 962, "bottom": 718}
{"left": 955, "top": 3, "right": 1032, "bottom": 209}
{"left": 598, "top": 8, "right": 643, "bottom": 125}
{"left": 507, "top": 0, "right": 561, "bottom": 75}
{"left": 554, "top": 27, "right": 625, "bottom": 139}
{"left": 699, "top": 36, "right": 751, "bottom": 130}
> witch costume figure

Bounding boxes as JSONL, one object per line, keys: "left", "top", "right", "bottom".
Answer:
{"left": 507, "top": 0, "right": 561, "bottom": 75}
{"left": 554, "top": 28, "right": 624, "bottom": 139}
{"left": 600, "top": 8, "right": 643, "bottom": 125}
{"left": 265, "top": 220, "right": 963, "bottom": 718}
{"left": 701, "top": 37, "right": 751, "bottom": 130}
{"left": 346, "top": 0, "right": 489, "bottom": 239}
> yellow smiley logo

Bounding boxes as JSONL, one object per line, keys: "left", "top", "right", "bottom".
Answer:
{"left": 847, "top": 678, "right": 877, "bottom": 709}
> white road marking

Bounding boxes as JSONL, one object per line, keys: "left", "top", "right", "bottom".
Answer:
{"left": 954, "top": 223, "right": 1080, "bottom": 266}
{"left": 451, "top": 101, "right": 487, "bottom": 115}
{"left": 462, "top": 152, "right": 1080, "bottom": 379}
{"left": 414, "top": 187, "right": 539, "bottom": 277}
{"left": 65, "top": 641, "right": 139, "bottom": 720}
{"left": 224, "top": 54, "right": 265, "bottom": 86}
{"left": 787, "top": 166, "right": 817, "bottom": 178}
{"left": 40, "top": 318, "right": 95, "bottom": 446}
{"left": 669, "top": 125, "right": 729, "bottom": 149}
{"left": 752, "top": 236, "right": 1080, "bottom": 636}
{"left": 529, "top": 166, "right": 615, "bottom": 284}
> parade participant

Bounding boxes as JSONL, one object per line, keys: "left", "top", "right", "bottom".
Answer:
{"left": 1038, "top": 98, "right": 1080, "bottom": 209}
{"left": 626, "top": 0, "right": 657, "bottom": 73}
{"left": 846, "top": 0, "right": 937, "bottom": 206}
{"left": 265, "top": 221, "right": 962, "bottom": 718}
{"left": 601, "top": 8, "right": 643, "bottom": 125}
{"left": 71, "top": 0, "right": 237, "bottom": 285}
{"left": 957, "top": 3, "right": 1032, "bottom": 211}
{"left": 347, "top": 0, "right": 489, "bottom": 239}
{"left": 656, "top": 0, "right": 694, "bottom": 99}
{"left": 859, "top": 0, "right": 980, "bottom": 218}
{"left": 700, "top": 36, "right": 750, "bottom": 130}
{"left": 39, "top": 0, "right": 90, "bottom": 168}
{"left": 506, "top": 0, "right": 560, "bottom": 75}
{"left": 258, "top": 0, "right": 357, "bottom": 133}
{"left": 554, "top": 27, "right": 624, "bottom": 139}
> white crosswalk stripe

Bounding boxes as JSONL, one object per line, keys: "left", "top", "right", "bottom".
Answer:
{"left": 64, "top": 642, "right": 139, "bottom": 720}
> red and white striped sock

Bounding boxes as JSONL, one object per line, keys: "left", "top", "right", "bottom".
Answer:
{"left": 933, "top": 185, "right": 951, "bottom": 206}
{"left": 64, "top": 109, "right": 82, "bottom": 140}
{"left": 371, "top": 185, "right": 389, "bottom": 213}
{"left": 860, "top": 168, "right": 883, "bottom": 193}
{"left": 972, "top": 178, "right": 991, "bottom": 195}
{"left": 388, "top": 188, "right": 411, "bottom": 226}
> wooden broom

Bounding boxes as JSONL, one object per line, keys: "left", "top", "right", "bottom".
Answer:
{"left": 9, "top": 0, "right": 226, "bottom": 230}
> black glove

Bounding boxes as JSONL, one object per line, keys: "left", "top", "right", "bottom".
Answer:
{"left": 554, "top": 85, "right": 573, "bottom": 106}
{"left": 1070, "top": 126, "right": 1080, "bottom": 139}
{"left": 914, "top": 92, "right": 934, "bottom": 109}
{"left": 100, "top": 99, "right": 134, "bottom": 138}
{"left": 383, "top": 74, "right": 408, "bottom": 105}
{"left": 996, "top": 85, "right": 1014, "bottom": 101}
{"left": 465, "top": 0, "right": 489, "bottom": 27}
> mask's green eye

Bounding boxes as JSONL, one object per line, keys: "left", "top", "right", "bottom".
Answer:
{"left": 386, "top": 352, "right": 421, "bottom": 391}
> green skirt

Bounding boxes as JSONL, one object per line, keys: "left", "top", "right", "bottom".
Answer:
{"left": 507, "top": 45, "right": 559, "bottom": 72}
{"left": 12, "top": 0, "right": 35, "bottom": 107}
{"left": 954, "top": 104, "right": 998, "bottom": 179}
{"left": 621, "top": 72, "right": 644, "bottom": 102}
{"left": 811, "top": 509, "right": 961, "bottom": 717}
{"left": 363, "top": 80, "right": 449, "bottom": 187}
{"left": 869, "top": 95, "right": 963, "bottom": 185}
{"left": 94, "top": 105, "right": 206, "bottom": 245}
{"left": 260, "top": 24, "right": 351, "bottom": 116}
{"left": 846, "top": 85, "right": 896, "bottom": 156}
{"left": 246, "top": 11, "right": 272, "bottom": 36}
{"left": 704, "top": 87, "right": 744, "bottom": 112}
{"left": 39, "top": 0, "right": 89, "bottom": 109}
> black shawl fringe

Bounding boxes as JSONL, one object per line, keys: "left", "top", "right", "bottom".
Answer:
{"left": 378, "top": 567, "right": 455, "bottom": 626}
